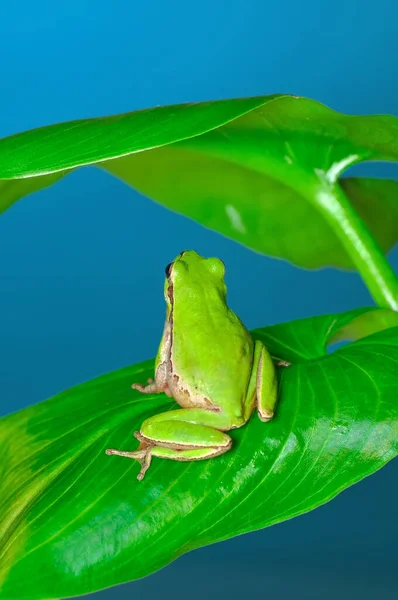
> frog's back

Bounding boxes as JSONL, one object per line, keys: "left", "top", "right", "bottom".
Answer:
{"left": 171, "top": 281, "right": 254, "bottom": 416}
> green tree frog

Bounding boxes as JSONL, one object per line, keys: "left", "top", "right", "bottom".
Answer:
{"left": 106, "top": 250, "right": 287, "bottom": 480}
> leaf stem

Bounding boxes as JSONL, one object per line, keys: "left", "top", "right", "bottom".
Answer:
{"left": 314, "top": 179, "right": 398, "bottom": 310}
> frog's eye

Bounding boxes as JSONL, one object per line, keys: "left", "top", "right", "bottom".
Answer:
{"left": 165, "top": 262, "right": 173, "bottom": 277}
{"left": 207, "top": 258, "right": 225, "bottom": 278}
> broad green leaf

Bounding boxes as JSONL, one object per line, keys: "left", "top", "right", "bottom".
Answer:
{"left": 0, "top": 172, "right": 65, "bottom": 213}
{"left": 0, "top": 308, "right": 397, "bottom": 599}
{"left": 328, "top": 306, "right": 398, "bottom": 345}
{"left": 0, "top": 97, "right": 272, "bottom": 178}
{"left": 1, "top": 95, "right": 398, "bottom": 270}
{"left": 102, "top": 157, "right": 398, "bottom": 269}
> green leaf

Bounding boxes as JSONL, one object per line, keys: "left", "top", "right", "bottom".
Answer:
{"left": 102, "top": 158, "right": 398, "bottom": 269}
{"left": 1, "top": 95, "right": 397, "bottom": 270}
{"left": 328, "top": 306, "right": 398, "bottom": 346}
{"left": 1, "top": 308, "right": 397, "bottom": 599}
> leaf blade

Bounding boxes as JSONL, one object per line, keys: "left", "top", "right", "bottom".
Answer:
{"left": 0, "top": 309, "right": 397, "bottom": 599}
{"left": 1, "top": 95, "right": 397, "bottom": 269}
{"left": 0, "top": 96, "right": 280, "bottom": 179}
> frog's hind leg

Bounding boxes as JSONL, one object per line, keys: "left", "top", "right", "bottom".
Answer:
{"left": 254, "top": 341, "right": 278, "bottom": 421}
{"left": 106, "top": 408, "right": 232, "bottom": 480}
{"left": 242, "top": 340, "right": 278, "bottom": 423}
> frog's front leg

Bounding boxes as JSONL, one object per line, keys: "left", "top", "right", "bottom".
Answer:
{"left": 131, "top": 362, "right": 173, "bottom": 397}
{"left": 106, "top": 409, "right": 233, "bottom": 481}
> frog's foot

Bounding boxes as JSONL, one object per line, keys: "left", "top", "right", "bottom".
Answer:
{"left": 274, "top": 359, "right": 291, "bottom": 368}
{"left": 132, "top": 362, "right": 174, "bottom": 397}
{"left": 106, "top": 433, "right": 154, "bottom": 481}
{"left": 131, "top": 378, "right": 173, "bottom": 397}
{"left": 106, "top": 410, "right": 234, "bottom": 481}
{"left": 131, "top": 380, "right": 172, "bottom": 396}
{"left": 132, "top": 379, "right": 157, "bottom": 393}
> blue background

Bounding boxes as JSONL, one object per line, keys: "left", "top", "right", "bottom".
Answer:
{"left": 0, "top": 1, "right": 397, "bottom": 598}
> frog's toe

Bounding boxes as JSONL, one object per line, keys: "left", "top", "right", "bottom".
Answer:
{"left": 105, "top": 445, "right": 153, "bottom": 480}
{"left": 105, "top": 447, "right": 146, "bottom": 459}
{"left": 137, "top": 450, "right": 153, "bottom": 480}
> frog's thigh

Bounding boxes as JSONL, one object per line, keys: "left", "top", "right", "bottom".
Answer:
{"left": 151, "top": 445, "right": 229, "bottom": 462}
{"left": 140, "top": 408, "right": 232, "bottom": 454}
{"left": 253, "top": 340, "right": 278, "bottom": 422}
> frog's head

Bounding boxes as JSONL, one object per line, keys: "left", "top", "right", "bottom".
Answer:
{"left": 163, "top": 250, "right": 226, "bottom": 307}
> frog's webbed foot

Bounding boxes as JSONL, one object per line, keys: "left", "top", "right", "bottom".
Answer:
{"left": 106, "top": 411, "right": 233, "bottom": 481}
{"left": 132, "top": 379, "right": 158, "bottom": 393}
{"left": 274, "top": 359, "right": 291, "bottom": 368}
{"left": 105, "top": 432, "right": 153, "bottom": 480}
{"left": 132, "top": 362, "right": 173, "bottom": 396}
{"left": 136, "top": 449, "right": 152, "bottom": 481}
{"left": 132, "top": 381, "right": 173, "bottom": 398}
